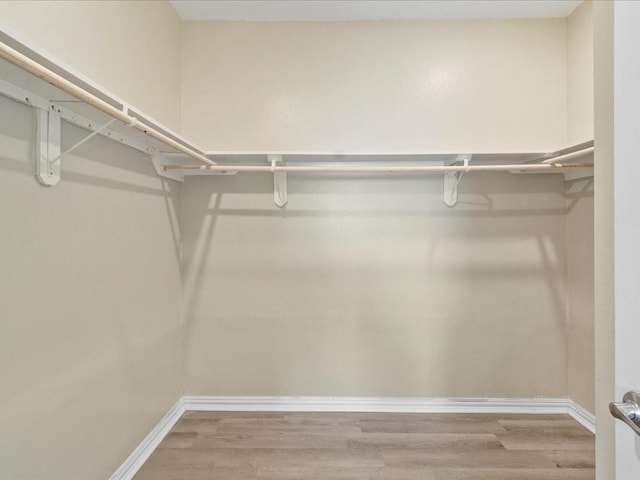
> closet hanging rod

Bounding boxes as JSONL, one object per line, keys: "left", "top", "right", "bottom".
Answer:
{"left": 541, "top": 146, "right": 594, "bottom": 164}
{"left": 0, "top": 41, "right": 216, "bottom": 166}
{"left": 163, "top": 162, "right": 592, "bottom": 174}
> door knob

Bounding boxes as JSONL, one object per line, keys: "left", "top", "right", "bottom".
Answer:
{"left": 610, "top": 391, "right": 640, "bottom": 436}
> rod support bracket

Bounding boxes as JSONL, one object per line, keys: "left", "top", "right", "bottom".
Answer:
{"left": 269, "top": 154, "right": 287, "bottom": 208}
{"left": 443, "top": 154, "right": 472, "bottom": 207}
{"left": 35, "top": 108, "right": 61, "bottom": 186}
{"left": 152, "top": 151, "right": 184, "bottom": 182}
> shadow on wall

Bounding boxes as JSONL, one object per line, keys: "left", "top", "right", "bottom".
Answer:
{"left": 182, "top": 170, "right": 570, "bottom": 397}
{"left": 0, "top": 96, "right": 182, "bottom": 264}
{"left": 566, "top": 177, "right": 594, "bottom": 213}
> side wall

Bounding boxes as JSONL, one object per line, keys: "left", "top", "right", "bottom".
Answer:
{"left": 182, "top": 173, "right": 568, "bottom": 398}
{"left": 566, "top": 177, "right": 594, "bottom": 414}
{"left": 0, "top": 3, "right": 185, "bottom": 477}
{"left": 566, "top": 1, "right": 595, "bottom": 414}
{"left": 0, "top": 0, "right": 183, "bottom": 132}
{"left": 181, "top": 19, "right": 567, "bottom": 153}
{"left": 0, "top": 96, "right": 183, "bottom": 478}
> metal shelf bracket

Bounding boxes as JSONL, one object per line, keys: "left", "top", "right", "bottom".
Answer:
{"left": 152, "top": 151, "right": 185, "bottom": 182}
{"left": 35, "top": 108, "right": 61, "bottom": 186}
{"left": 270, "top": 154, "right": 287, "bottom": 208}
{"left": 443, "top": 154, "right": 472, "bottom": 207}
{"left": 35, "top": 106, "right": 117, "bottom": 186}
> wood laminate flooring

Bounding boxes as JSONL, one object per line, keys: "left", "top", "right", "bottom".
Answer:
{"left": 134, "top": 412, "right": 595, "bottom": 480}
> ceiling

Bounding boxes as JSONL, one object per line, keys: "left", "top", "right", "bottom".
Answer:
{"left": 170, "top": 0, "right": 583, "bottom": 22}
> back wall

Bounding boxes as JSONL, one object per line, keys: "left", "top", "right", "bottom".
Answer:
{"left": 182, "top": 172, "right": 568, "bottom": 398}
{"left": 182, "top": 19, "right": 567, "bottom": 153}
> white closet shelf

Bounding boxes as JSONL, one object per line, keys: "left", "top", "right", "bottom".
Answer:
{"left": 0, "top": 30, "right": 593, "bottom": 205}
{"left": 0, "top": 30, "right": 214, "bottom": 185}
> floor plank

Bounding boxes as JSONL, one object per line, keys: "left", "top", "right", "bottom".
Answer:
{"left": 134, "top": 412, "right": 594, "bottom": 480}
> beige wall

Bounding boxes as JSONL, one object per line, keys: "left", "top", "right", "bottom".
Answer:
{"left": 0, "top": 96, "right": 183, "bottom": 479}
{"left": 182, "top": 172, "right": 568, "bottom": 398}
{"left": 566, "top": 1, "right": 595, "bottom": 415}
{"left": 566, "top": 178, "right": 594, "bottom": 414}
{"left": 181, "top": 19, "right": 567, "bottom": 153}
{"left": 183, "top": 9, "right": 594, "bottom": 411}
{"left": 567, "top": 1, "right": 595, "bottom": 146}
{"left": 0, "top": 1, "right": 182, "bottom": 132}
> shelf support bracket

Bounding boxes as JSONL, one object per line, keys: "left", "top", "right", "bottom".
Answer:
{"left": 443, "top": 154, "right": 472, "bottom": 207}
{"left": 35, "top": 107, "right": 116, "bottom": 186}
{"left": 35, "top": 109, "right": 61, "bottom": 186}
{"left": 270, "top": 154, "right": 287, "bottom": 208}
{"left": 50, "top": 118, "right": 116, "bottom": 165}
{"left": 152, "top": 151, "right": 185, "bottom": 182}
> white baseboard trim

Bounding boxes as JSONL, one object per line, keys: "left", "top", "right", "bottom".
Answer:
{"left": 183, "top": 395, "right": 596, "bottom": 433}
{"left": 109, "top": 398, "right": 185, "bottom": 480}
{"left": 183, "top": 395, "right": 571, "bottom": 414}
{"left": 567, "top": 399, "right": 596, "bottom": 434}
{"left": 111, "top": 395, "right": 596, "bottom": 480}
